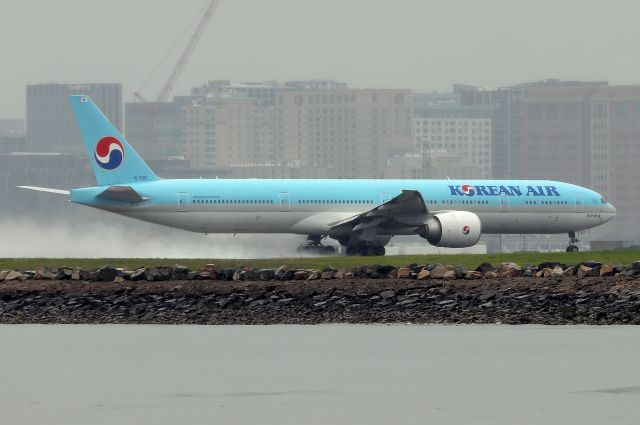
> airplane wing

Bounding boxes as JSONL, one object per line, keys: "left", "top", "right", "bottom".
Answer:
{"left": 327, "top": 190, "right": 429, "bottom": 242}
{"left": 17, "top": 186, "right": 70, "bottom": 195}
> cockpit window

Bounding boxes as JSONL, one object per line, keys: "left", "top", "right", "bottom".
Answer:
{"left": 600, "top": 197, "right": 607, "bottom": 204}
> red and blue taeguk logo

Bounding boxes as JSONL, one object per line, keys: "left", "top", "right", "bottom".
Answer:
{"left": 94, "top": 136, "right": 124, "bottom": 170}
{"left": 462, "top": 225, "right": 470, "bottom": 235}
{"left": 461, "top": 184, "right": 476, "bottom": 196}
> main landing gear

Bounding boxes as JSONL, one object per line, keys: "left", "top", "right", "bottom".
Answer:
{"left": 566, "top": 231, "right": 580, "bottom": 252}
{"left": 297, "top": 235, "right": 336, "bottom": 255}
{"left": 345, "top": 244, "right": 386, "bottom": 256}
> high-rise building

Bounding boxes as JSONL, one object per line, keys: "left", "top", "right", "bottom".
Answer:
{"left": 456, "top": 80, "right": 607, "bottom": 179}
{"left": 182, "top": 81, "right": 413, "bottom": 179}
{"left": 409, "top": 92, "right": 493, "bottom": 179}
{"left": 520, "top": 83, "right": 640, "bottom": 242}
{"left": 125, "top": 96, "right": 193, "bottom": 160}
{"left": 26, "top": 83, "right": 122, "bottom": 154}
{"left": 277, "top": 88, "right": 413, "bottom": 179}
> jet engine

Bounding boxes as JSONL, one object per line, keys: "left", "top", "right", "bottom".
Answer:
{"left": 417, "top": 211, "right": 482, "bottom": 248}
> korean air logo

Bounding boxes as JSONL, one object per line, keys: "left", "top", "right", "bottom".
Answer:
{"left": 462, "top": 225, "right": 470, "bottom": 235}
{"left": 94, "top": 136, "right": 124, "bottom": 170}
{"left": 461, "top": 184, "right": 476, "bottom": 196}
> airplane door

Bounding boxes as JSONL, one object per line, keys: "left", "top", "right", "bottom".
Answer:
{"left": 381, "top": 192, "right": 391, "bottom": 204}
{"left": 279, "top": 192, "right": 290, "bottom": 212}
{"left": 574, "top": 194, "right": 584, "bottom": 213}
{"left": 499, "top": 195, "right": 510, "bottom": 212}
{"left": 177, "top": 192, "right": 189, "bottom": 212}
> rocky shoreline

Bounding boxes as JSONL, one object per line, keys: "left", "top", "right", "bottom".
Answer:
{"left": 1, "top": 261, "right": 640, "bottom": 324}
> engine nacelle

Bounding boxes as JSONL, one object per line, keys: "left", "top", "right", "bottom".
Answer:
{"left": 419, "top": 211, "right": 482, "bottom": 248}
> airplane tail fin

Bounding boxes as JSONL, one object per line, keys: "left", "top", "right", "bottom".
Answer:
{"left": 69, "top": 95, "right": 159, "bottom": 186}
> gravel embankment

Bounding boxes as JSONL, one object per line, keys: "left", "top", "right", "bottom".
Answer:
{"left": 1, "top": 275, "right": 639, "bottom": 325}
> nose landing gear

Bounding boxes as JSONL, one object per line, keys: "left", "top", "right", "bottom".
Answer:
{"left": 566, "top": 231, "right": 579, "bottom": 252}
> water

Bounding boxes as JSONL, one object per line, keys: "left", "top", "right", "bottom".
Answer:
{"left": 1, "top": 325, "right": 639, "bottom": 424}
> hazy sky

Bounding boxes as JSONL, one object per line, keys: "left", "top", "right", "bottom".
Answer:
{"left": 1, "top": 0, "right": 639, "bottom": 118}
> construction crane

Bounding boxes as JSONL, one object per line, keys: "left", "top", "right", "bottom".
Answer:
{"left": 134, "top": 0, "right": 220, "bottom": 157}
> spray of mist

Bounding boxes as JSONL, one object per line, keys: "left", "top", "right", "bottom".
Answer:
{"left": 0, "top": 218, "right": 320, "bottom": 259}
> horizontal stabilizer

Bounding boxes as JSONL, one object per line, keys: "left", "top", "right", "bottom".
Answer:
{"left": 17, "top": 186, "right": 70, "bottom": 195}
{"left": 98, "top": 185, "right": 148, "bottom": 203}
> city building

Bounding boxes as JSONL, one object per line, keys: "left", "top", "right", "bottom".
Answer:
{"left": 0, "top": 119, "right": 24, "bottom": 135}
{"left": 124, "top": 96, "right": 193, "bottom": 160}
{"left": 182, "top": 81, "right": 413, "bottom": 179}
{"left": 456, "top": 80, "right": 607, "bottom": 179}
{"left": 521, "top": 83, "right": 640, "bottom": 242}
{"left": 410, "top": 92, "right": 493, "bottom": 179}
{"left": 26, "top": 83, "right": 122, "bottom": 154}
{"left": 0, "top": 118, "right": 25, "bottom": 153}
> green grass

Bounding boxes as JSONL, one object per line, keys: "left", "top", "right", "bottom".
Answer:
{"left": 1, "top": 250, "right": 639, "bottom": 271}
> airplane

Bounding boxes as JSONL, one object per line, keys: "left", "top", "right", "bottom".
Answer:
{"left": 19, "top": 95, "right": 616, "bottom": 255}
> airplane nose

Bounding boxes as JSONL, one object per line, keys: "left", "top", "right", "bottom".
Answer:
{"left": 604, "top": 203, "right": 616, "bottom": 222}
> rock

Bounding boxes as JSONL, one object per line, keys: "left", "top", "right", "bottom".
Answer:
{"left": 97, "top": 265, "right": 120, "bottom": 282}
{"left": 274, "top": 265, "right": 293, "bottom": 280}
{"left": 144, "top": 267, "right": 171, "bottom": 282}
{"left": 476, "top": 262, "right": 494, "bottom": 274}
{"left": 483, "top": 271, "right": 498, "bottom": 279}
{"left": 320, "top": 270, "right": 335, "bottom": 279}
{"left": 293, "top": 270, "right": 309, "bottom": 280}
{"left": 498, "top": 262, "right": 521, "bottom": 278}
{"left": 539, "top": 261, "right": 566, "bottom": 270}
{"left": 416, "top": 269, "right": 431, "bottom": 280}
{"left": 113, "top": 276, "right": 126, "bottom": 283}
{"left": 130, "top": 268, "right": 146, "bottom": 281}
{"left": 375, "top": 265, "right": 397, "bottom": 278}
{"left": 35, "top": 266, "right": 56, "bottom": 280}
{"left": 72, "top": 267, "right": 89, "bottom": 281}
{"left": 464, "top": 271, "right": 482, "bottom": 280}
{"left": 453, "top": 265, "right": 467, "bottom": 279}
{"left": 55, "top": 267, "right": 74, "bottom": 280}
{"left": 334, "top": 269, "right": 349, "bottom": 279}
{"left": 613, "top": 264, "right": 627, "bottom": 274}
{"left": 171, "top": 264, "right": 190, "bottom": 280}
{"left": 521, "top": 266, "right": 535, "bottom": 277}
{"left": 551, "top": 266, "right": 564, "bottom": 280}
{"left": 563, "top": 266, "right": 576, "bottom": 277}
{"left": 4, "top": 271, "right": 24, "bottom": 281}
{"left": 397, "top": 268, "right": 411, "bottom": 279}
{"left": 4, "top": 270, "right": 27, "bottom": 281}
{"left": 430, "top": 265, "right": 453, "bottom": 279}
{"left": 218, "top": 268, "right": 236, "bottom": 281}
{"left": 599, "top": 264, "right": 614, "bottom": 276}
{"left": 0, "top": 270, "right": 8, "bottom": 281}
{"left": 577, "top": 265, "right": 592, "bottom": 278}
{"left": 307, "top": 270, "right": 321, "bottom": 280}
{"left": 202, "top": 264, "right": 222, "bottom": 279}
{"left": 257, "top": 269, "right": 275, "bottom": 281}
{"left": 632, "top": 261, "right": 640, "bottom": 271}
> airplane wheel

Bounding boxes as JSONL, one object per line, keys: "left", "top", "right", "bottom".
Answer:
{"left": 363, "top": 246, "right": 375, "bottom": 256}
{"left": 566, "top": 245, "right": 579, "bottom": 253}
{"left": 323, "top": 246, "right": 336, "bottom": 254}
{"left": 373, "top": 246, "right": 386, "bottom": 256}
